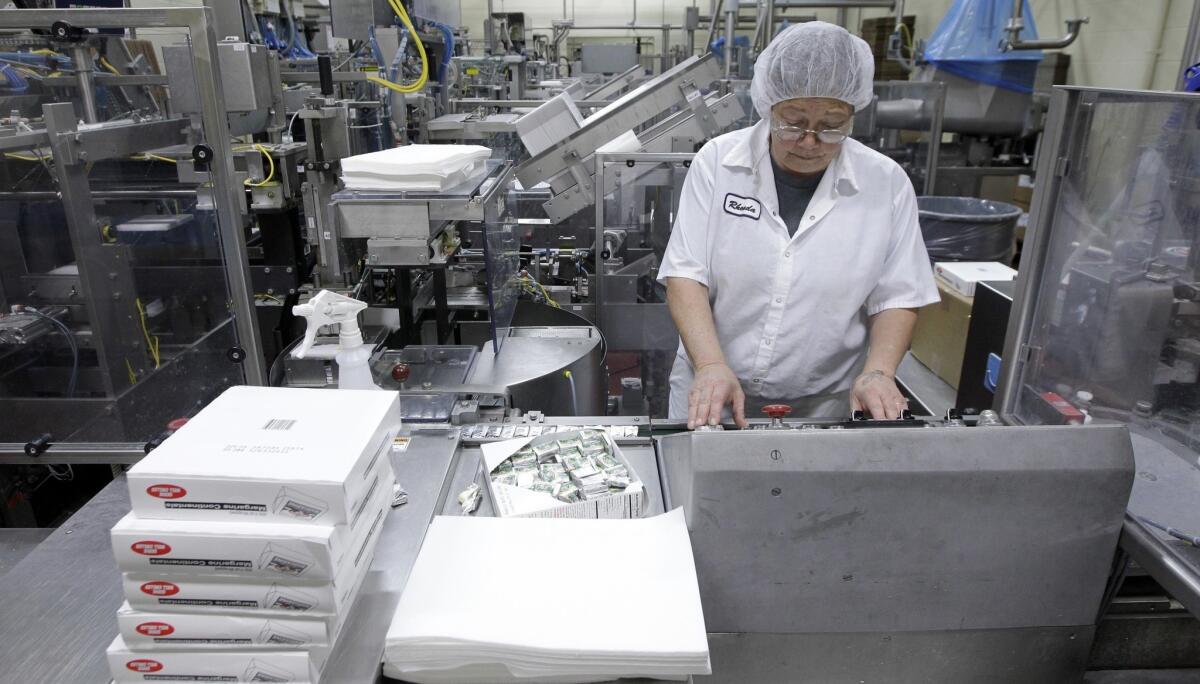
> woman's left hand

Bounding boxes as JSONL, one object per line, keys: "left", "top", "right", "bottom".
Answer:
{"left": 851, "top": 369, "right": 908, "bottom": 419}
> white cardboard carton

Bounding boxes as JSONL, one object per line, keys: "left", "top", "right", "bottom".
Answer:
{"left": 481, "top": 430, "right": 645, "bottom": 519}
{"left": 127, "top": 385, "right": 399, "bottom": 527}
{"left": 108, "top": 635, "right": 328, "bottom": 683}
{"left": 933, "top": 261, "right": 1018, "bottom": 297}
{"left": 117, "top": 600, "right": 346, "bottom": 649}
{"left": 120, "top": 528, "right": 375, "bottom": 616}
{"left": 112, "top": 484, "right": 390, "bottom": 582}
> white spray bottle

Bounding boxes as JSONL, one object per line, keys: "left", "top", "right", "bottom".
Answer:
{"left": 292, "top": 290, "right": 379, "bottom": 390}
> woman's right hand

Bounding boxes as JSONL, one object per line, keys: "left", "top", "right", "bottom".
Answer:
{"left": 688, "top": 362, "right": 748, "bottom": 429}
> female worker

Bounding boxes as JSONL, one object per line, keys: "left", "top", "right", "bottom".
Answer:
{"left": 659, "top": 21, "right": 939, "bottom": 428}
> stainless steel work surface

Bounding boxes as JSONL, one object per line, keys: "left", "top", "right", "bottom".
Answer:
{"left": 658, "top": 424, "right": 1134, "bottom": 634}
{"left": 703, "top": 628, "right": 1092, "bottom": 684}
{"left": 0, "top": 527, "right": 52, "bottom": 578}
{"left": 0, "top": 430, "right": 462, "bottom": 683}
{"left": 323, "top": 430, "right": 462, "bottom": 682}
{"left": 0, "top": 477, "right": 128, "bottom": 682}
{"left": 1118, "top": 431, "right": 1200, "bottom": 618}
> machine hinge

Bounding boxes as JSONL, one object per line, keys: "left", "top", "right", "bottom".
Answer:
{"left": 1019, "top": 344, "right": 1042, "bottom": 366}
{"left": 1054, "top": 157, "right": 1070, "bottom": 177}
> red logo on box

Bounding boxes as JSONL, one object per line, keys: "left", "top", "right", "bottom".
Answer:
{"left": 131, "top": 540, "right": 171, "bottom": 556}
{"left": 126, "top": 659, "right": 163, "bottom": 673}
{"left": 140, "top": 580, "right": 180, "bottom": 597}
{"left": 146, "top": 483, "right": 187, "bottom": 499}
{"left": 136, "top": 622, "right": 174, "bottom": 637}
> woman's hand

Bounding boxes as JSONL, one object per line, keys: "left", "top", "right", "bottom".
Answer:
{"left": 689, "top": 362, "right": 748, "bottom": 429}
{"left": 851, "top": 369, "right": 907, "bottom": 419}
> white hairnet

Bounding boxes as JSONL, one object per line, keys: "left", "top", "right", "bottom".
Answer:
{"left": 750, "top": 21, "right": 875, "bottom": 119}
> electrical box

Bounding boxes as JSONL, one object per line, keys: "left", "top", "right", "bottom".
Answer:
{"left": 163, "top": 41, "right": 271, "bottom": 114}
{"left": 208, "top": 0, "right": 248, "bottom": 41}
{"left": 580, "top": 44, "right": 639, "bottom": 74}
{"left": 330, "top": 0, "right": 396, "bottom": 42}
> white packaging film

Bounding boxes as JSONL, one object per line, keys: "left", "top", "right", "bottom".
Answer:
{"left": 112, "top": 481, "right": 391, "bottom": 582}
{"left": 481, "top": 430, "right": 646, "bottom": 519}
{"left": 108, "top": 634, "right": 328, "bottom": 683}
{"left": 126, "top": 385, "right": 399, "bottom": 528}
{"left": 932, "top": 261, "right": 1018, "bottom": 297}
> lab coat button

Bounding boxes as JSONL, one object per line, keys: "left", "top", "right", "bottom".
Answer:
{"left": 775, "top": 297, "right": 782, "bottom": 303}
{"left": 784, "top": 251, "right": 790, "bottom": 257}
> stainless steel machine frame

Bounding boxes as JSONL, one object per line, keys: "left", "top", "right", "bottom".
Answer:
{"left": 0, "top": 8, "right": 265, "bottom": 387}
{"left": 996, "top": 85, "right": 1200, "bottom": 617}
{"left": 592, "top": 151, "right": 693, "bottom": 353}
{"left": 659, "top": 422, "right": 1133, "bottom": 682}
{"left": 864, "top": 79, "right": 946, "bottom": 195}
{"left": 0, "top": 416, "right": 1135, "bottom": 683}
{"left": 515, "top": 55, "right": 723, "bottom": 196}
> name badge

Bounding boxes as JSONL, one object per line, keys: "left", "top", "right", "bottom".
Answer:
{"left": 723, "top": 193, "right": 761, "bottom": 220}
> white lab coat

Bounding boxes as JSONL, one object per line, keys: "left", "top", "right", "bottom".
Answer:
{"left": 657, "top": 120, "right": 939, "bottom": 419}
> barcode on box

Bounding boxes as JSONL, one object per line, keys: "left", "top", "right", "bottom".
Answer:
{"left": 262, "top": 419, "right": 297, "bottom": 431}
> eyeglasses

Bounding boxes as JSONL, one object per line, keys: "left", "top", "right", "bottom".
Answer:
{"left": 770, "top": 119, "right": 851, "bottom": 144}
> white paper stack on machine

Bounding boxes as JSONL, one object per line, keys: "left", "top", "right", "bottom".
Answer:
{"left": 339, "top": 144, "right": 492, "bottom": 191}
{"left": 106, "top": 386, "right": 400, "bottom": 683}
{"left": 383, "top": 509, "right": 710, "bottom": 684}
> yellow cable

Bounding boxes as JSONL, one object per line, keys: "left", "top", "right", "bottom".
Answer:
{"left": 132, "top": 153, "right": 177, "bottom": 164}
{"left": 519, "top": 276, "right": 560, "bottom": 308}
{"left": 255, "top": 293, "right": 282, "bottom": 303}
{"left": 99, "top": 56, "right": 121, "bottom": 76}
{"left": 135, "top": 298, "right": 161, "bottom": 368}
{"left": 4, "top": 153, "right": 42, "bottom": 161}
{"left": 243, "top": 143, "right": 276, "bottom": 187}
{"left": 125, "top": 359, "right": 137, "bottom": 385}
{"left": 897, "top": 22, "right": 914, "bottom": 57}
{"left": 365, "top": 0, "right": 429, "bottom": 94}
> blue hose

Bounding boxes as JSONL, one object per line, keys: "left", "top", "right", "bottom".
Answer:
{"left": 0, "top": 64, "right": 29, "bottom": 93}
{"left": 415, "top": 17, "right": 455, "bottom": 82}
{"left": 283, "top": 14, "right": 315, "bottom": 59}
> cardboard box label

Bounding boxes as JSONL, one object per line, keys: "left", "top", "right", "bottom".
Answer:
{"left": 125, "top": 659, "right": 162, "bottom": 673}
{"left": 146, "top": 484, "right": 187, "bottom": 499}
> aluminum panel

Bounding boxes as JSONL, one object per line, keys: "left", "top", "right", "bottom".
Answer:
{"left": 657, "top": 423, "right": 1134, "bottom": 634}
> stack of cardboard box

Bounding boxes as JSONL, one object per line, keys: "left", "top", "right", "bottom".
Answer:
{"left": 105, "top": 386, "right": 399, "bottom": 683}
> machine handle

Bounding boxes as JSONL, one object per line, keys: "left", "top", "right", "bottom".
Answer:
{"left": 762, "top": 404, "right": 792, "bottom": 419}
{"left": 391, "top": 363, "right": 412, "bottom": 383}
{"left": 317, "top": 54, "right": 334, "bottom": 96}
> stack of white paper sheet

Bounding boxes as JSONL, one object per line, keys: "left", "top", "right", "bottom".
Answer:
{"left": 383, "top": 508, "right": 710, "bottom": 684}
{"left": 340, "top": 145, "right": 491, "bottom": 191}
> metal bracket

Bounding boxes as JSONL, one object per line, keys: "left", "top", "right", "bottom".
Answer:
{"left": 1019, "top": 344, "right": 1042, "bottom": 367}
{"left": 681, "top": 81, "right": 720, "bottom": 138}
{"left": 564, "top": 151, "right": 593, "bottom": 198}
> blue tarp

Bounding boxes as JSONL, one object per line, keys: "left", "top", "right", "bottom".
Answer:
{"left": 924, "top": 0, "right": 1043, "bottom": 94}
